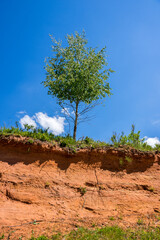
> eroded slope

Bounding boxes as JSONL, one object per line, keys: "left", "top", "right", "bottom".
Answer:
{"left": 0, "top": 135, "right": 160, "bottom": 239}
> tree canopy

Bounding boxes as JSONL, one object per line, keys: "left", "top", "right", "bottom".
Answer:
{"left": 42, "top": 31, "right": 113, "bottom": 139}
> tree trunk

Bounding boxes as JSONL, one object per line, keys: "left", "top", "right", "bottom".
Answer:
{"left": 73, "top": 102, "right": 78, "bottom": 140}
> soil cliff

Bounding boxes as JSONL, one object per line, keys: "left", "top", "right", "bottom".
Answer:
{"left": 0, "top": 135, "right": 160, "bottom": 239}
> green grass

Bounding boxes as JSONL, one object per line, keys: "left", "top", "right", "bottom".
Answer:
{"left": 29, "top": 233, "right": 61, "bottom": 240}
{"left": 0, "top": 125, "right": 109, "bottom": 152}
{"left": 125, "top": 156, "right": 133, "bottom": 163}
{"left": 79, "top": 187, "right": 87, "bottom": 196}
{"left": 65, "top": 226, "right": 160, "bottom": 240}
{"left": 0, "top": 123, "right": 160, "bottom": 152}
{"left": 109, "top": 216, "right": 115, "bottom": 221}
{"left": 2, "top": 226, "right": 160, "bottom": 240}
{"left": 0, "top": 234, "right": 4, "bottom": 239}
{"left": 109, "top": 124, "right": 160, "bottom": 152}
{"left": 137, "top": 219, "right": 144, "bottom": 226}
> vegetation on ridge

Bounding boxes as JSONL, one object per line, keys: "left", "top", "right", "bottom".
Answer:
{"left": 0, "top": 124, "right": 160, "bottom": 152}
{"left": 2, "top": 226, "right": 160, "bottom": 239}
{"left": 110, "top": 124, "right": 160, "bottom": 151}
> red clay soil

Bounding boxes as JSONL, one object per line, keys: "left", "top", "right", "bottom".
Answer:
{"left": 0, "top": 135, "right": 160, "bottom": 239}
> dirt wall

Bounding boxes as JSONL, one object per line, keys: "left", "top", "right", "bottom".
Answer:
{"left": 0, "top": 135, "right": 160, "bottom": 239}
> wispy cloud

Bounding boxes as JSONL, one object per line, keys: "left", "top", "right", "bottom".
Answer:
{"left": 17, "top": 111, "right": 26, "bottom": 114}
{"left": 61, "top": 108, "right": 75, "bottom": 117}
{"left": 144, "top": 137, "right": 160, "bottom": 147}
{"left": 19, "top": 112, "right": 65, "bottom": 135}
{"left": 152, "top": 120, "right": 160, "bottom": 125}
{"left": 61, "top": 108, "right": 70, "bottom": 117}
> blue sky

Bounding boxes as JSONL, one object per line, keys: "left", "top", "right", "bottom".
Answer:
{"left": 1, "top": 0, "right": 160, "bottom": 144}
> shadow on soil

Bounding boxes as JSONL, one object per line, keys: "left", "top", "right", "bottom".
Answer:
{"left": 0, "top": 142, "right": 155, "bottom": 174}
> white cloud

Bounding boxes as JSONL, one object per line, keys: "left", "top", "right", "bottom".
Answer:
{"left": 19, "top": 112, "right": 65, "bottom": 135}
{"left": 19, "top": 115, "right": 37, "bottom": 128}
{"left": 144, "top": 137, "right": 160, "bottom": 148}
{"left": 34, "top": 112, "right": 65, "bottom": 135}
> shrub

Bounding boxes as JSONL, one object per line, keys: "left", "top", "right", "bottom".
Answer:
{"left": 110, "top": 124, "right": 155, "bottom": 151}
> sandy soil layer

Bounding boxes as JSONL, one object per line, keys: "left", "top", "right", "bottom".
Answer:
{"left": 0, "top": 135, "right": 160, "bottom": 239}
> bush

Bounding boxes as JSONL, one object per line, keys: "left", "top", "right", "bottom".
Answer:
{"left": 110, "top": 124, "right": 155, "bottom": 151}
